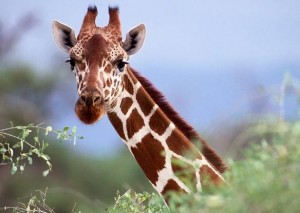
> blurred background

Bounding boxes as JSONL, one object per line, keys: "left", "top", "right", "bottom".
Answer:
{"left": 0, "top": 0, "right": 299, "bottom": 211}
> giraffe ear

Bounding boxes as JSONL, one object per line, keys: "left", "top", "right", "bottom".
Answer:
{"left": 123, "top": 24, "right": 146, "bottom": 55}
{"left": 52, "top": 20, "right": 77, "bottom": 52}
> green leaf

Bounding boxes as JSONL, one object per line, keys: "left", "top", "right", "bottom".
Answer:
{"left": 12, "top": 143, "right": 21, "bottom": 148}
{"left": 0, "top": 148, "right": 7, "bottom": 154}
{"left": 41, "top": 143, "right": 49, "bottom": 150}
{"left": 40, "top": 154, "right": 50, "bottom": 161}
{"left": 28, "top": 157, "right": 33, "bottom": 165}
{"left": 63, "top": 126, "right": 69, "bottom": 132}
{"left": 21, "top": 128, "right": 31, "bottom": 139}
{"left": 72, "top": 126, "right": 77, "bottom": 135}
{"left": 11, "top": 163, "right": 17, "bottom": 174}
{"left": 45, "top": 126, "right": 52, "bottom": 135}
{"left": 46, "top": 160, "right": 52, "bottom": 168}
{"left": 43, "top": 169, "right": 50, "bottom": 177}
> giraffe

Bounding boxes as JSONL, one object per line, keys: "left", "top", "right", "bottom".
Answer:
{"left": 52, "top": 5, "right": 227, "bottom": 203}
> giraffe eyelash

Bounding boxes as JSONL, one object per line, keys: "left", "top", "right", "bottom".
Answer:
{"left": 116, "top": 60, "right": 129, "bottom": 72}
{"left": 65, "top": 58, "right": 76, "bottom": 71}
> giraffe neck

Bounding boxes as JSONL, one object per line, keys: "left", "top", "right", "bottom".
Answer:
{"left": 107, "top": 67, "right": 224, "bottom": 197}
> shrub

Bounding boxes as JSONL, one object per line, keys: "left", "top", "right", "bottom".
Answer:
{"left": 107, "top": 119, "right": 300, "bottom": 213}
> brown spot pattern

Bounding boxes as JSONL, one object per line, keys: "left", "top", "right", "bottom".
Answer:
{"left": 131, "top": 133, "right": 166, "bottom": 184}
{"left": 104, "top": 90, "right": 109, "bottom": 98}
{"left": 161, "top": 179, "right": 187, "bottom": 195}
{"left": 108, "top": 112, "right": 126, "bottom": 140}
{"left": 166, "top": 129, "right": 201, "bottom": 159}
{"left": 136, "top": 88, "right": 155, "bottom": 116}
{"left": 200, "top": 165, "right": 223, "bottom": 189}
{"left": 161, "top": 179, "right": 188, "bottom": 205}
{"left": 120, "top": 97, "right": 133, "bottom": 114}
{"left": 106, "top": 79, "right": 112, "bottom": 87}
{"left": 123, "top": 74, "right": 134, "bottom": 95}
{"left": 130, "top": 68, "right": 227, "bottom": 173}
{"left": 149, "top": 110, "right": 170, "bottom": 135}
{"left": 104, "top": 64, "right": 112, "bottom": 73}
{"left": 110, "top": 100, "right": 117, "bottom": 109}
{"left": 126, "top": 109, "right": 144, "bottom": 139}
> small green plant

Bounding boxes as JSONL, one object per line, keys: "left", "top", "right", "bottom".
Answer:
{"left": 107, "top": 189, "right": 168, "bottom": 213}
{"left": 1, "top": 188, "right": 55, "bottom": 213}
{"left": 0, "top": 123, "right": 83, "bottom": 176}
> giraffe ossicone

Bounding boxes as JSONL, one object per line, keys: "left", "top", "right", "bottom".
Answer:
{"left": 52, "top": 5, "right": 227, "bottom": 204}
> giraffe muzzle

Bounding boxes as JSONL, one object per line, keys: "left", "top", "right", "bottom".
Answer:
{"left": 75, "top": 90, "right": 105, "bottom": 124}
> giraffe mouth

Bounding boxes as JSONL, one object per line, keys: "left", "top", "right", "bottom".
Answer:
{"left": 75, "top": 94, "right": 105, "bottom": 124}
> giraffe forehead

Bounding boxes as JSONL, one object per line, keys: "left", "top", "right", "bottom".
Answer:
{"left": 85, "top": 34, "right": 109, "bottom": 62}
{"left": 70, "top": 33, "right": 125, "bottom": 66}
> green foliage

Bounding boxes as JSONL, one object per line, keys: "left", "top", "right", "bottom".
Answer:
{"left": 1, "top": 189, "right": 55, "bottom": 213}
{"left": 4, "top": 119, "right": 299, "bottom": 213}
{"left": 107, "top": 119, "right": 300, "bottom": 213}
{"left": 107, "top": 190, "right": 167, "bottom": 213}
{"left": 0, "top": 123, "right": 82, "bottom": 177}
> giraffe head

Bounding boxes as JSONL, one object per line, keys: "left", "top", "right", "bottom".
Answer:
{"left": 52, "top": 6, "right": 146, "bottom": 124}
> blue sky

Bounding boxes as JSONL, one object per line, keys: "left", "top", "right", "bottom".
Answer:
{"left": 1, "top": 1, "right": 300, "bottom": 155}
{"left": 2, "top": 0, "right": 300, "bottom": 69}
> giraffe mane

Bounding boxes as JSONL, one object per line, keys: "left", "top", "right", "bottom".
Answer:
{"left": 129, "top": 67, "right": 227, "bottom": 173}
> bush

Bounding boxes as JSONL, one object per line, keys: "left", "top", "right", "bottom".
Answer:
{"left": 2, "top": 120, "right": 299, "bottom": 212}
{"left": 107, "top": 119, "right": 300, "bottom": 213}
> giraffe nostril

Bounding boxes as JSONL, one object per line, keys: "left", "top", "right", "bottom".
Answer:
{"left": 79, "top": 94, "right": 101, "bottom": 106}
{"left": 79, "top": 95, "right": 87, "bottom": 105}
{"left": 93, "top": 96, "right": 102, "bottom": 105}
{"left": 79, "top": 95, "right": 93, "bottom": 106}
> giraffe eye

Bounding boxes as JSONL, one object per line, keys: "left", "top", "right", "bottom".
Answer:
{"left": 65, "top": 58, "right": 76, "bottom": 71}
{"left": 116, "top": 60, "right": 128, "bottom": 72}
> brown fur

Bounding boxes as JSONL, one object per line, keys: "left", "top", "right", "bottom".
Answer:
{"left": 200, "top": 165, "right": 224, "bottom": 188}
{"left": 108, "top": 112, "right": 126, "bottom": 140}
{"left": 129, "top": 67, "right": 227, "bottom": 173}
{"left": 131, "top": 133, "right": 166, "bottom": 185}
{"left": 126, "top": 109, "right": 145, "bottom": 138}
{"left": 149, "top": 109, "right": 171, "bottom": 136}
{"left": 75, "top": 99, "right": 104, "bottom": 124}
